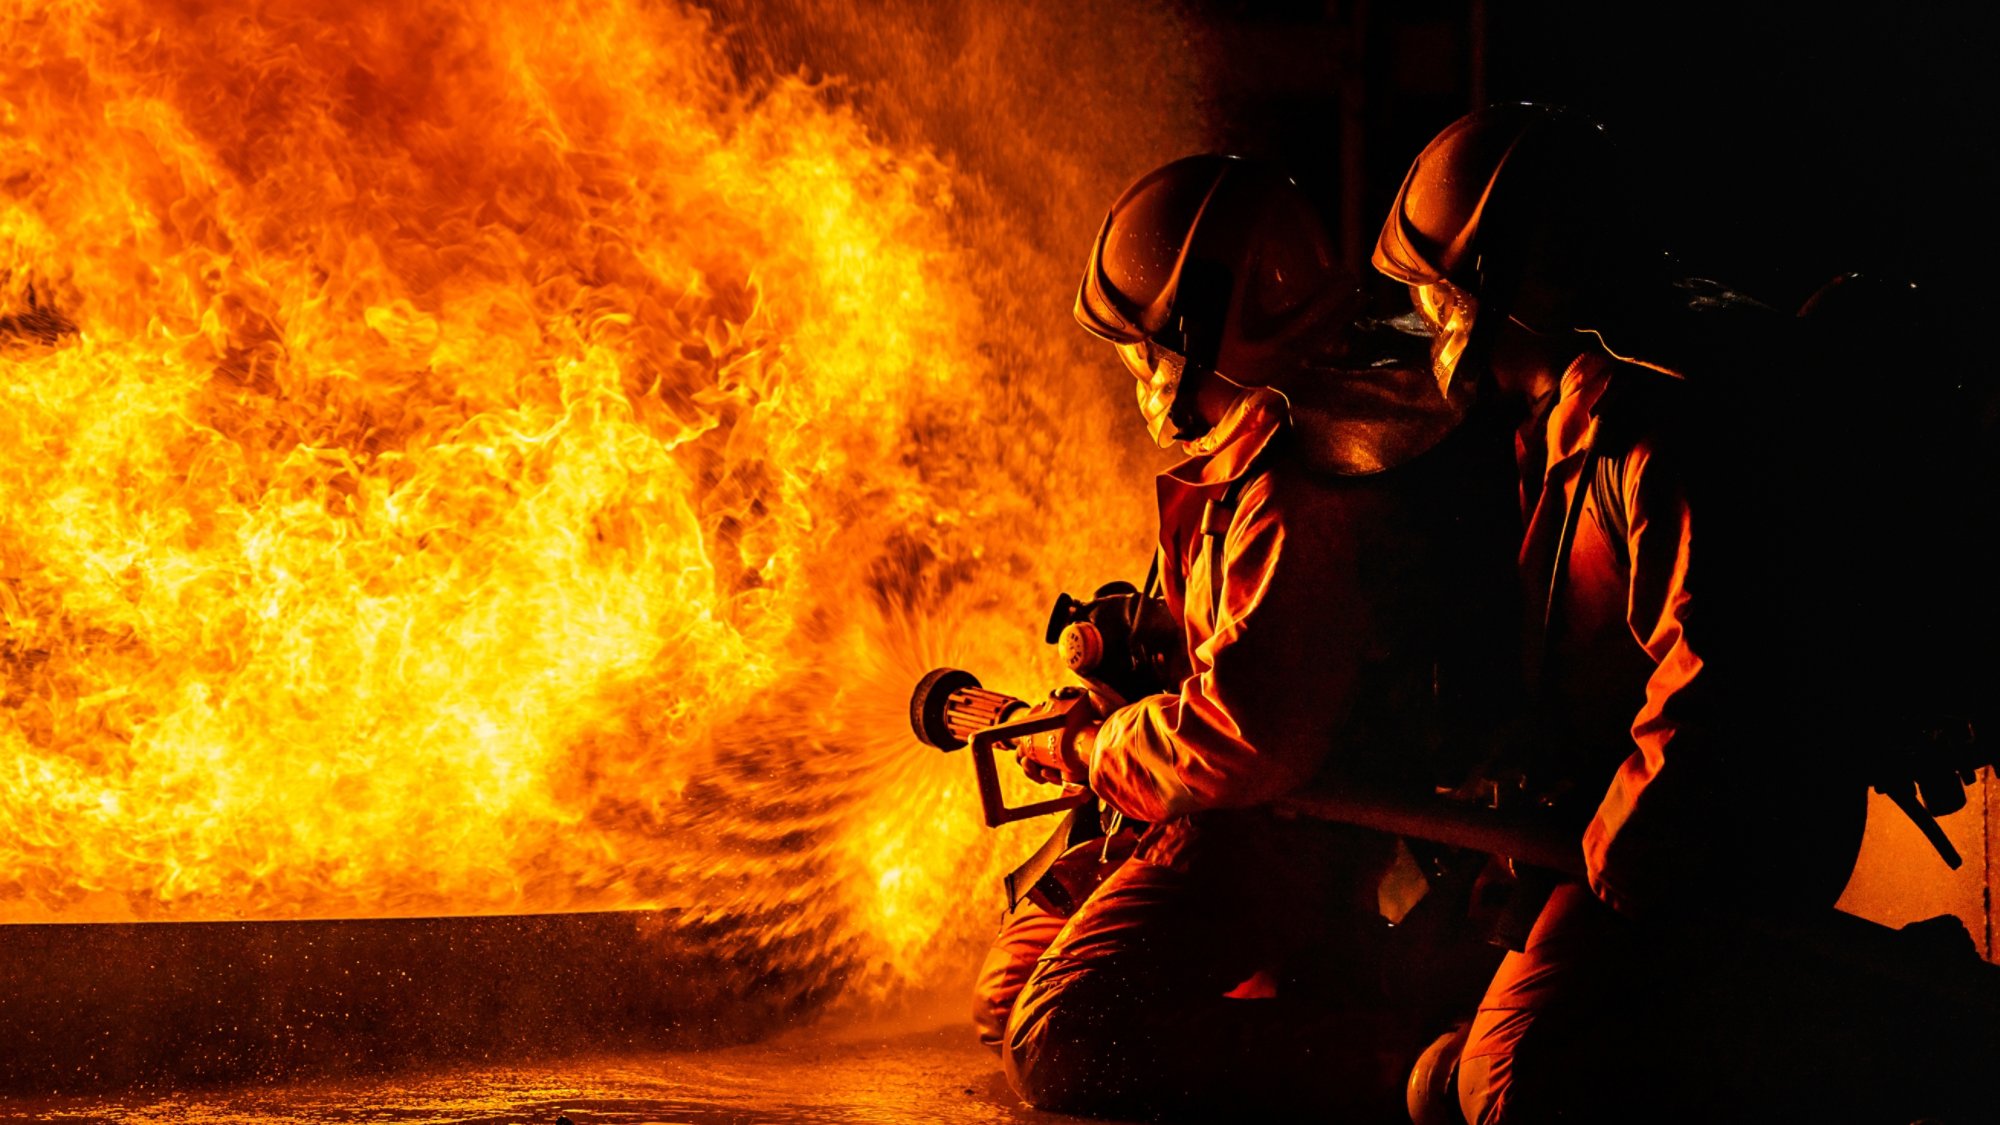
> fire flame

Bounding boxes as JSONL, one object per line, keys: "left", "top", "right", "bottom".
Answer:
{"left": 0, "top": 0, "right": 1169, "bottom": 992}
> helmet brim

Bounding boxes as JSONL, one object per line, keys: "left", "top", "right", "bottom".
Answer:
{"left": 1371, "top": 161, "right": 1448, "bottom": 288}
{"left": 1074, "top": 251, "right": 1149, "bottom": 345}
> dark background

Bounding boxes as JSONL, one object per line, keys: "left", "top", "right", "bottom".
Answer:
{"left": 709, "top": 0, "right": 2000, "bottom": 316}
{"left": 1200, "top": 0, "right": 2000, "bottom": 312}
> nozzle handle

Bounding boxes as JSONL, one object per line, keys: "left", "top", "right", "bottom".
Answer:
{"left": 970, "top": 714, "right": 1091, "bottom": 827}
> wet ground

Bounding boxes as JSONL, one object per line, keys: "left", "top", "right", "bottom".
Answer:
{"left": 8, "top": 1023, "right": 1094, "bottom": 1125}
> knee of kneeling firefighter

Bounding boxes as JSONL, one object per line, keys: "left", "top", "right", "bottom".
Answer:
{"left": 972, "top": 906, "right": 1069, "bottom": 1052}
{"left": 1001, "top": 961, "right": 1156, "bottom": 1113}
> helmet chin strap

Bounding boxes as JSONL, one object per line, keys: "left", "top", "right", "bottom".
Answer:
{"left": 1435, "top": 250, "right": 1529, "bottom": 398}
{"left": 1438, "top": 301, "right": 1510, "bottom": 398}
{"left": 1166, "top": 367, "right": 1213, "bottom": 443}
{"left": 1180, "top": 381, "right": 1278, "bottom": 457}
{"left": 1164, "top": 306, "right": 1226, "bottom": 444}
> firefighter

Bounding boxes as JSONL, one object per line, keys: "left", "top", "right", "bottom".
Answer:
{"left": 982, "top": 154, "right": 1521, "bottom": 1119}
{"left": 1373, "top": 103, "right": 2000, "bottom": 1124}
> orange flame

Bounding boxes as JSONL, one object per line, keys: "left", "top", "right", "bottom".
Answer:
{"left": 0, "top": 0, "right": 1174, "bottom": 991}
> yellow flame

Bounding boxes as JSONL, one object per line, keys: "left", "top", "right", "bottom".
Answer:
{"left": 0, "top": 0, "right": 1171, "bottom": 991}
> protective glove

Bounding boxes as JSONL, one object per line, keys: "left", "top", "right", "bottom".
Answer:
{"left": 1010, "top": 686, "right": 1102, "bottom": 787}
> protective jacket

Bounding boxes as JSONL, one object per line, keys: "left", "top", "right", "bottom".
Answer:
{"left": 1520, "top": 351, "right": 1864, "bottom": 917}
{"left": 1000, "top": 354, "right": 1517, "bottom": 1120}
{"left": 1088, "top": 362, "right": 1517, "bottom": 825}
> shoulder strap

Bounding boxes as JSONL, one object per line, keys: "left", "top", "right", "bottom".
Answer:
{"left": 1588, "top": 447, "right": 1632, "bottom": 573}
{"left": 1541, "top": 429, "right": 1602, "bottom": 642}
{"left": 1539, "top": 367, "right": 1643, "bottom": 674}
{"left": 1202, "top": 473, "right": 1254, "bottom": 625}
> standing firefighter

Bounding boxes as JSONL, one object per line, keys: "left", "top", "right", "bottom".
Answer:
{"left": 983, "top": 154, "right": 1520, "bottom": 1119}
{"left": 1374, "top": 103, "right": 2000, "bottom": 1124}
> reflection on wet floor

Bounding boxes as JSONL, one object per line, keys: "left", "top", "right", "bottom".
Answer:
{"left": 7, "top": 1024, "right": 1101, "bottom": 1125}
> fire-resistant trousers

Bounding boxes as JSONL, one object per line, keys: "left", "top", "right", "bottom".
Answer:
{"left": 994, "top": 809, "right": 1434, "bottom": 1121}
{"left": 1458, "top": 882, "right": 2000, "bottom": 1125}
{"left": 972, "top": 829, "right": 1137, "bottom": 1052}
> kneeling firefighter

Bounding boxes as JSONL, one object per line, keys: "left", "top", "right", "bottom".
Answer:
{"left": 980, "top": 154, "right": 1522, "bottom": 1120}
{"left": 1374, "top": 103, "right": 2000, "bottom": 1125}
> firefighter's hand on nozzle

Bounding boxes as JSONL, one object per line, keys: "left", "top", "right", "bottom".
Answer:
{"left": 1011, "top": 687, "right": 1101, "bottom": 787}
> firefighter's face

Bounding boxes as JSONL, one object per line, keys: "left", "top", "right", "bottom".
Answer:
{"left": 1411, "top": 279, "right": 1479, "bottom": 395}
{"left": 1117, "top": 338, "right": 1188, "bottom": 449}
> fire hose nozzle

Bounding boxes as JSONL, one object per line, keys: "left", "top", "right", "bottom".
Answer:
{"left": 909, "top": 667, "right": 1089, "bottom": 827}
{"left": 909, "top": 667, "right": 1022, "bottom": 751}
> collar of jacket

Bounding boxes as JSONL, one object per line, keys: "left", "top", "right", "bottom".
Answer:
{"left": 1159, "top": 358, "right": 1474, "bottom": 492}
{"left": 1161, "top": 387, "right": 1288, "bottom": 492}
{"left": 1539, "top": 352, "right": 1617, "bottom": 474}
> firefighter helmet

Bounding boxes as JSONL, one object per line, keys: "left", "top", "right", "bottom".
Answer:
{"left": 1373, "top": 104, "right": 1621, "bottom": 392}
{"left": 1077, "top": 154, "right": 1358, "bottom": 445}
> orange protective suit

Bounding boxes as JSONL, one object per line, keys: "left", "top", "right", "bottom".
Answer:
{"left": 986, "top": 371, "right": 1518, "bottom": 1119}
{"left": 1514, "top": 353, "right": 1865, "bottom": 917}
{"left": 1454, "top": 351, "right": 2000, "bottom": 1124}
{"left": 1089, "top": 393, "right": 1439, "bottom": 821}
